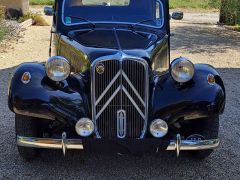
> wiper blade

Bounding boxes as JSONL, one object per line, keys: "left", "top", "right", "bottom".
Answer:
{"left": 66, "top": 15, "right": 96, "bottom": 29}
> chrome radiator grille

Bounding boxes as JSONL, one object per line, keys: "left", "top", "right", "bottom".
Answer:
{"left": 92, "top": 56, "right": 149, "bottom": 138}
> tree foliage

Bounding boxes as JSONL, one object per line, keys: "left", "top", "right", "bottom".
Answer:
{"left": 208, "top": 0, "right": 221, "bottom": 9}
{"left": 219, "top": 0, "right": 240, "bottom": 25}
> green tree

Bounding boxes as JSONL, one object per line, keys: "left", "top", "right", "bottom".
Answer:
{"left": 219, "top": 0, "right": 240, "bottom": 25}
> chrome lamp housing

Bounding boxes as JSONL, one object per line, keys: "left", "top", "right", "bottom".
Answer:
{"left": 170, "top": 57, "right": 195, "bottom": 83}
{"left": 45, "top": 56, "right": 71, "bottom": 82}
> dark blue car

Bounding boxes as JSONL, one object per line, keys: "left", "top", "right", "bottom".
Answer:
{"left": 9, "top": 0, "right": 225, "bottom": 160}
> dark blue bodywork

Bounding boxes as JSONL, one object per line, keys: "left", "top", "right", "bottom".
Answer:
{"left": 8, "top": 62, "right": 225, "bottom": 136}
{"left": 8, "top": 0, "right": 225, "bottom": 143}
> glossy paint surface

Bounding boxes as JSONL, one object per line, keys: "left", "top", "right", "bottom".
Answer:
{"left": 8, "top": 62, "right": 225, "bottom": 127}
{"left": 8, "top": 63, "right": 89, "bottom": 124}
{"left": 8, "top": 0, "right": 226, "bottom": 142}
{"left": 150, "top": 64, "right": 225, "bottom": 125}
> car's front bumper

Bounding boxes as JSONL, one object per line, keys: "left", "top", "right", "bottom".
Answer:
{"left": 17, "top": 133, "right": 219, "bottom": 157}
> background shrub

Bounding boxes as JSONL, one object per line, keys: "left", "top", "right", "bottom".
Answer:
{"left": 18, "top": 12, "right": 49, "bottom": 26}
{"left": 30, "top": 0, "right": 54, "bottom": 5}
{"left": 219, "top": 0, "right": 240, "bottom": 25}
{"left": 0, "top": 6, "right": 5, "bottom": 20}
{"left": 0, "top": 6, "right": 9, "bottom": 42}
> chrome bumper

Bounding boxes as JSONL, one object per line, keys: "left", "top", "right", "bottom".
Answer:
{"left": 17, "top": 133, "right": 219, "bottom": 157}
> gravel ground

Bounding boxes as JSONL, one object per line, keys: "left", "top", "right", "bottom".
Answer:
{"left": 0, "top": 20, "right": 22, "bottom": 53}
{"left": 0, "top": 12, "right": 240, "bottom": 179}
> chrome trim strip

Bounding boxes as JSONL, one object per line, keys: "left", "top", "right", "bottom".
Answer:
{"left": 166, "top": 139, "right": 220, "bottom": 151}
{"left": 17, "top": 135, "right": 219, "bottom": 151}
{"left": 122, "top": 86, "right": 145, "bottom": 119}
{"left": 117, "top": 110, "right": 127, "bottom": 138}
{"left": 96, "top": 86, "right": 121, "bottom": 119}
{"left": 96, "top": 84, "right": 145, "bottom": 121}
{"left": 17, "top": 136, "right": 84, "bottom": 150}
{"left": 95, "top": 71, "right": 121, "bottom": 106}
{"left": 95, "top": 70, "right": 145, "bottom": 107}
{"left": 91, "top": 56, "right": 120, "bottom": 138}
{"left": 91, "top": 53, "right": 149, "bottom": 138}
{"left": 120, "top": 55, "right": 149, "bottom": 139}
{"left": 122, "top": 71, "right": 145, "bottom": 106}
{"left": 61, "top": 0, "right": 165, "bottom": 29}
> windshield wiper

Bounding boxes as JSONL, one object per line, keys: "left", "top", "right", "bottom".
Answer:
{"left": 66, "top": 15, "right": 96, "bottom": 29}
{"left": 129, "top": 18, "right": 159, "bottom": 29}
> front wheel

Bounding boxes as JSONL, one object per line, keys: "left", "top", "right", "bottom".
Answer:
{"left": 15, "top": 114, "right": 41, "bottom": 161}
{"left": 189, "top": 115, "right": 219, "bottom": 159}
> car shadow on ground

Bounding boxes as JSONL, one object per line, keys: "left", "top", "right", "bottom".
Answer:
{"left": 0, "top": 66, "right": 239, "bottom": 179}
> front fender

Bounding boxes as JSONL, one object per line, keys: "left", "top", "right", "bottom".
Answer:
{"left": 8, "top": 63, "right": 89, "bottom": 124}
{"left": 151, "top": 64, "right": 225, "bottom": 122}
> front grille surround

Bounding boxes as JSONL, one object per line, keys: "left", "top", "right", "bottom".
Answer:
{"left": 91, "top": 53, "right": 149, "bottom": 138}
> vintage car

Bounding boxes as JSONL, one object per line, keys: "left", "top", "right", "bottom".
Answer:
{"left": 8, "top": 0, "right": 225, "bottom": 160}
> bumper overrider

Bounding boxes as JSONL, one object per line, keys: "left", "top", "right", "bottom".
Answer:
{"left": 17, "top": 133, "right": 219, "bottom": 157}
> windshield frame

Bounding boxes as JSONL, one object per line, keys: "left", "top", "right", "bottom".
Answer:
{"left": 61, "top": 0, "right": 165, "bottom": 29}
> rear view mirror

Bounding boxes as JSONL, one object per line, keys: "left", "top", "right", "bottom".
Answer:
{"left": 44, "top": 6, "right": 54, "bottom": 16}
{"left": 172, "top": 11, "right": 184, "bottom": 20}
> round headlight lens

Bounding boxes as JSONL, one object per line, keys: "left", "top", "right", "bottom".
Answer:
{"left": 75, "top": 118, "right": 94, "bottom": 137}
{"left": 46, "top": 56, "right": 70, "bottom": 82}
{"left": 170, "top": 57, "right": 194, "bottom": 83}
{"left": 150, "top": 119, "right": 168, "bottom": 138}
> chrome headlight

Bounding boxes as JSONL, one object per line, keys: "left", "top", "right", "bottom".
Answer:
{"left": 170, "top": 57, "right": 194, "bottom": 83}
{"left": 75, "top": 118, "right": 94, "bottom": 137}
{"left": 150, "top": 119, "right": 168, "bottom": 138}
{"left": 46, "top": 56, "right": 70, "bottom": 81}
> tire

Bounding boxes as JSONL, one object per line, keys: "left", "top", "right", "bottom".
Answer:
{"left": 189, "top": 115, "right": 219, "bottom": 159}
{"left": 15, "top": 114, "right": 40, "bottom": 161}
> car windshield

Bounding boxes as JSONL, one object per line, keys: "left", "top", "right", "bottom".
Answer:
{"left": 62, "top": 0, "right": 164, "bottom": 28}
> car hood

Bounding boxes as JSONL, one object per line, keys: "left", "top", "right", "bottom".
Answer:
{"left": 68, "top": 28, "right": 161, "bottom": 50}
{"left": 63, "top": 28, "right": 168, "bottom": 64}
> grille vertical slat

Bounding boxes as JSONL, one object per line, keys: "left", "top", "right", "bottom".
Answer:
{"left": 92, "top": 57, "right": 148, "bottom": 138}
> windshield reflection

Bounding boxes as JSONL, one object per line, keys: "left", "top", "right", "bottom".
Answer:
{"left": 62, "top": 0, "right": 164, "bottom": 28}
